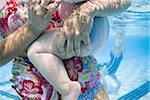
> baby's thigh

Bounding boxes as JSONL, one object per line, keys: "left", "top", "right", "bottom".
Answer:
{"left": 28, "top": 31, "right": 61, "bottom": 54}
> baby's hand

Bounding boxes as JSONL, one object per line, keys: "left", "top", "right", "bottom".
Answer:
{"left": 28, "top": 0, "right": 60, "bottom": 33}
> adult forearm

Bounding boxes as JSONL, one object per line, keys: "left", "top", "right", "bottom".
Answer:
{"left": 63, "top": 0, "right": 87, "bottom": 3}
{"left": 77, "top": 0, "right": 131, "bottom": 17}
{"left": 0, "top": 24, "right": 41, "bottom": 66}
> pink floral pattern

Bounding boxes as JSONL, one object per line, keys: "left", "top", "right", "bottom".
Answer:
{"left": 0, "top": 0, "right": 26, "bottom": 37}
{"left": 20, "top": 80, "right": 43, "bottom": 97}
{"left": 11, "top": 56, "right": 101, "bottom": 99}
{"left": 74, "top": 57, "right": 83, "bottom": 72}
{"left": 11, "top": 57, "right": 54, "bottom": 100}
{"left": 64, "top": 56, "right": 101, "bottom": 93}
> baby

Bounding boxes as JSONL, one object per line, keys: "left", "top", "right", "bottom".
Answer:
{"left": 27, "top": 0, "right": 131, "bottom": 100}
{"left": 27, "top": 1, "right": 90, "bottom": 100}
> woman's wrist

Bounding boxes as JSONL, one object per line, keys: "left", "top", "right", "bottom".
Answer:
{"left": 87, "top": 0, "right": 131, "bottom": 17}
{"left": 76, "top": 1, "right": 97, "bottom": 18}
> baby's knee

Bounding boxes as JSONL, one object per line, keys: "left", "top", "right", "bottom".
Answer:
{"left": 27, "top": 46, "right": 37, "bottom": 59}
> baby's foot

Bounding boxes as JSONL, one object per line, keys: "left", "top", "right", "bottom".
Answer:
{"left": 62, "top": 81, "right": 81, "bottom": 100}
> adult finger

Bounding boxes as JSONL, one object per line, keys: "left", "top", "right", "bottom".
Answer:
{"left": 45, "top": 9, "right": 52, "bottom": 20}
{"left": 57, "top": 31, "right": 66, "bottom": 56}
{"left": 27, "top": 0, "right": 33, "bottom": 7}
{"left": 80, "top": 41, "right": 90, "bottom": 57}
{"left": 66, "top": 36, "right": 75, "bottom": 57}
{"left": 74, "top": 36, "right": 80, "bottom": 56}
{"left": 28, "top": 0, "right": 38, "bottom": 16}
{"left": 32, "top": 5, "right": 43, "bottom": 17}
{"left": 47, "top": 0, "right": 61, "bottom": 13}
{"left": 28, "top": 6, "right": 36, "bottom": 24}
{"left": 41, "top": 0, "right": 50, "bottom": 6}
{"left": 28, "top": 0, "right": 40, "bottom": 7}
{"left": 82, "top": 35, "right": 90, "bottom": 48}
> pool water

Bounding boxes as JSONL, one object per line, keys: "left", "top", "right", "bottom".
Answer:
{"left": 0, "top": 0, "right": 149, "bottom": 99}
{"left": 95, "top": 0, "right": 149, "bottom": 99}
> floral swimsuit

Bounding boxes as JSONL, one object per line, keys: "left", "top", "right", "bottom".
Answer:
{"left": 0, "top": 0, "right": 101, "bottom": 99}
{"left": 11, "top": 56, "right": 101, "bottom": 100}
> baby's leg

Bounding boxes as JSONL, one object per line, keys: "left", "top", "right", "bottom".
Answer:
{"left": 27, "top": 31, "right": 81, "bottom": 100}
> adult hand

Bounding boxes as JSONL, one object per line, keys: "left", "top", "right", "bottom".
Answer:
{"left": 27, "top": 0, "right": 60, "bottom": 33}
{"left": 58, "top": 7, "right": 94, "bottom": 57}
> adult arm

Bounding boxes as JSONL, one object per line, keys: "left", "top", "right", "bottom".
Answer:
{"left": 0, "top": 0, "right": 60, "bottom": 66}
{"left": 78, "top": 0, "right": 132, "bottom": 17}
{"left": 60, "top": 0, "right": 131, "bottom": 57}
{"left": 0, "top": 24, "right": 39, "bottom": 66}
{"left": 63, "top": 0, "right": 87, "bottom": 3}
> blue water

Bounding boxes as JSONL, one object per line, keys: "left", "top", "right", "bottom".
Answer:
{"left": 94, "top": 0, "right": 150, "bottom": 99}
{"left": 0, "top": 0, "right": 150, "bottom": 99}
{"left": 96, "top": 35, "right": 149, "bottom": 99}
